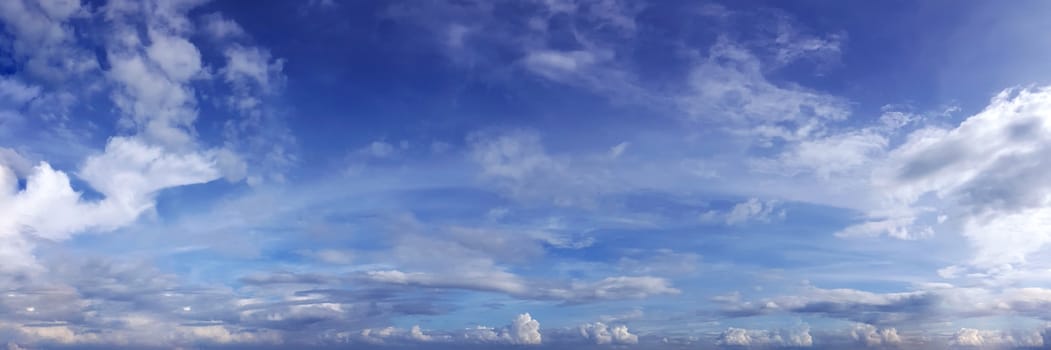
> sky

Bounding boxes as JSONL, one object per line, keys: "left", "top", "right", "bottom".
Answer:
{"left": 8, "top": 0, "right": 1051, "bottom": 349}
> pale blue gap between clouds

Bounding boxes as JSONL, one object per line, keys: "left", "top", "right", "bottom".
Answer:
{"left": 3, "top": 0, "right": 1051, "bottom": 349}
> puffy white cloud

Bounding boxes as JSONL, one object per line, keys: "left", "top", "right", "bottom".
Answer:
{"left": 174, "top": 325, "right": 282, "bottom": 345}
{"left": 949, "top": 328, "right": 1043, "bottom": 348}
{"left": 717, "top": 326, "right": 813, "bottom": 347}
{"left": 354, "top": 325, "right": 444, "bottom": 345}
{"left": 106, "top": 38, "right": 199, "bottom": 148}
{"left": 145, "top": 31, "right": 202, "bottom": 82}
{"left": 460, "top": 313, "right": 541, "bottom": 345}
{"left": 0, "top": 317, "right": 282, "bottom": 347}
{"left": 831, "top": 87, "right": 1051, "bottom": 267}
{"left": 0, "top": 137, "right": 221, "bottom": 271}
{"left": 350, "top": 314, "right": 539, "bottom": 346}
{"left": 850, "top": 323, "right": 902, "bottom": 347}
{"left": 510, "top": 313, "right": 542, "bottom": 345}
{"left": 462, "top": 325, "right": 512, "bottom": 343}
{"left": 580, "top": 322, "right": 638, "bottom": 345}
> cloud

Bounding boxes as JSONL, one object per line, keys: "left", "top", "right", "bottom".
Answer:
{"left": 767, "top": 15, "right": 845, "bottom": 66}
{"left": 701, "top": 198, "right": 785, "bottom": 225}
{"left": 360, "top": 269, "right": 677, "bottom": 303}
{"left": 0, "top": 139, "right": 221, "bottom": 271}
{"left": 200, "top": 12, "right": 246, "bottom": 40}
{"left": 523, "top": 49, "right": 606, "bottom": 80}
{"left": 718, "top": 285, "right": 937, "bottom": 325}
{"left": 348, "top": 313, "right": 538, "bottom": 346}
{"left": 716, "top": 326, "right": 813, "bottom": 347}
{"left": 756, "top": 130, "right": 888, "bottom": 180}
{"left": 103, "top": 1, "right": 214, "bottom": 150}
{"left": 579, "top": 322, "right": 638, "bottom": 345}
{"left": 468, "top": 129, "right": 608, "bottom": 206}
{"left": 0, "top": 0, "right": 96, "bottom": 81}
{"left": 681, "top": 38, "right": 850, "bottom": 142}
{"left": 353, "top": 325, "right": 449, "bottom": 345}
{"left": 511, "top": 313, "right": 542, "bottom": 345}
{"left": 849, "top": 323, "right": 902, "bottom": 347}
{"left": 949, "top": 328, "right": 1043, "bottom": 349}
{"left": 617, "top": 249, "right": 700, "bottom": 276}
{"left": 831, "top": 87, "right": 1051, "bottom": 267}
{"left": 223, "top": 45, "right": 285, "bottom": 94}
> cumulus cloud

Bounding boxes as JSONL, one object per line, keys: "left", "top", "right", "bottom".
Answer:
{"left": 850, "top": 323, "right": 902, "bottom": 347}
{"left": 460, "top": 313, "right": 542, "bottom": 345}
{"left": 829, "top": 87, "right": 1051, "bottom": 267}
{"left": 717, "top": 326, "right": 813, "bottom": 347}
{"left": 340, "top": 313, "right": 538, "bottom": 346}
{"left": 580, "top": 322, "right": 638, "bottom": 345}
{"left": 949, "top": 328, "right": 1042, "bottom": 348}
{"left": 510, "top": 313, "right": 542, "bottom": 345}
{"left": 0, "top": 140, "right": 221, "bottom": 271}
{"left": 353, "top": 325, "right": 449, "bottom": 345}
{"left": 0, "top": 316, "right": 282, "bottom": 347}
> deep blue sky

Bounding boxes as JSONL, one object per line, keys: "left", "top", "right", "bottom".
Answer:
{"left": 4, "top": 0, "right": 1051, "bottom": 349}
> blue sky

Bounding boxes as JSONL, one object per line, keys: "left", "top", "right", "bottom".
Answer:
{"left": 6, "top": 0, "right": 1051, "bottom": 349}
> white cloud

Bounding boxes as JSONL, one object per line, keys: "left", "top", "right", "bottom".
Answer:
{"left": 608, "top": 141, "right": 630, "bottom": 158}
{"left": 831, "top": 87, "right": 1051, "bottom": 267}
{"left": 362, "top": 268, "right": 677, "bottom": 302}
{"left": 106, "top": 41, "right": 199, "bottom": 148}
{"left": 145, "top": 31, "right": 202, "bottom": 82}
{"left": 353, "top": 313, "right": 538, "bottom": 342}
{"left": 769, "top": 17, "right": 844, "bottom": 66}
{"left": 510, "top": 313, "right": 542, "bottom": 345}
{"left": 0, "top": 148, "right": 32, "bottom": 176}
{"left": 702, "top": 198, "right": 785, "bottom": 225}
{"left": 223, "top": 45, "right": 285, "bottom": 94}
{"left": 949, "top": 328, "right": 1043, "bottom": 348}
{"left": 717, "top": 326, "right": 813, "bottom": 347}
{"left": 580, "top": 322, "right": 638, "bottom": 345}
{"left": 0, "top": 317, "right": 282, "bottom": 347}
{"left": 682, "top": 38, "right": 850, "bottom": 142}
{"left": 523, "top": 49, "right": 603, "bottom": 79}
{"left": 200, "top": 12, "right": 246, "bottom": 40}
{"left": 409, "top": 325, "right": 433, "bottom": 342}
{"left": 759, "top": 130, "right": 888, "bottom": 180}
{"left": 0, "top": 0, "right": 95, "bottom": 80}
{"left": 468, "top": 129, "right": 591, "bottom": 205}
{"left": 0, "top": 137, "right": 221, "bottom": 271}
{"left": 0, "top": 77, "right": 41, "bottom": 106}
{"left": 850, "top": 323, "right": 902, "bottom": 347}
